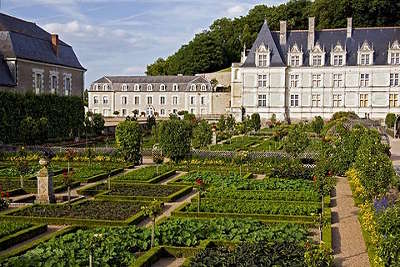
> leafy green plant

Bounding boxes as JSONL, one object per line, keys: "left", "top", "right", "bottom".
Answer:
{"left": 385, "top": 113, "right": 396, "bottom": 128}
{"left": 192, "top": 120, "right": 212, "bottom": 149}
{"left": 159, "top": 118, "right": 192, "bottom": 162}
{"left": 115, "top": 165, "right": 173, "bottom": 182}
{"left": 283, "top": 125, "right": 310, "bottom": 158}
{"left": 0, "top": 222, "right": 32, "bottom": 239}
{"left": 115, "top": 120, "right": 142, "bottom": 164}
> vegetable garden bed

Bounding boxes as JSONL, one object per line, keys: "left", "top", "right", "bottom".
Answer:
{"left": 114, "top": 165, "right": 175, "bottom": 183}
{"left": 0, "top": 199, "right": 150, "bottom": 226}
{"left": 0, "top": 224, "right": 47, "bottom": 251}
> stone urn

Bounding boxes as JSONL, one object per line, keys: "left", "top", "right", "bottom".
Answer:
{"left": 36, "top": 157, "right": 55, "bottom": 204}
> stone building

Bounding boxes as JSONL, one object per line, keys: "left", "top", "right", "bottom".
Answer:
{"left": 231, "top": 18, "right": 400, "bottom": 122}
{"left": 88, "top": 75, "right": 230, "bottom": 119}
{"left": 0, "top": 13, "right": 85, "bottom": 96}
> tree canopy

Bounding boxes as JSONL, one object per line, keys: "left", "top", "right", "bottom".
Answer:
{"left": 146, "top": 0, "right": 400, "bottom": 76}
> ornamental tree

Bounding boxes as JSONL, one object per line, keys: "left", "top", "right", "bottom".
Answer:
{"left": 115, "top": 120, "right": 142, "bottom": 164}
{"left": 251, "top": 113, "right": 261, "bottom": 132}
{"left": 192, "top": 120, "right": 212, "bottom": 149}
{"left": 385, "top": 113, "right": 396, "bottom": 128}
{"left": 159, "top": 118, "right": 192, "bottom": 162}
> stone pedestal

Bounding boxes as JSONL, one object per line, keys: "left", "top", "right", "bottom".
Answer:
{"left": 36, "top": 158, "right": 55, "bottom": 204}
{"left": 212, "top": 127, "right": 217, "bottom": 145}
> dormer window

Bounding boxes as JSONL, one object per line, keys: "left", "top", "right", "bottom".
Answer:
{"left": 309, "top": 43, "right": 325, "bottom": 67}
{"left": 173, "top": 84, "right": 179, "bottom": 91}
{"left": 134, "top": 84, "right": 140, "bottom": 91}
{"left": 147, "top": 84, "right": 153, "bottom": 91}
{"left": 201, "top": 84, "right": 207, "bottom": 91}
{"left": 288, "top": 43, "right": 303, "bottom": 67}
{"left": 331, "top": 42, "right": 346, "bottom": 66}
{"left": 122, "top": 84, "right": 128, "bottom": 91}
{"left": 93, "top": 84, "right": 99, "bottom": 91}
{"left": 357, "top": 41, "right": 374, "bottom": 66}
{"left": 388, "top": 41, "right": 400, "bottom": 65}
{"left": 160, "top": 84, "right": 166, "bottom": 91}
{"left": 103, "top": 84, "right": 110, "bottom": 91}
{"left": 190, "top": 84, "right": 196, "bottom": 91}
{"left": 255, "top": 43, "right": 270, "bottom": 67}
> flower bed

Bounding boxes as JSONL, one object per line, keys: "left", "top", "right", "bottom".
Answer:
{"left": 114, "top": 165, "right": 175, "bottom": 183}
{"left": 0, "top": 199, "right": 149, "bottom": 226}
{"left": 2, "top": 217, "right": 309, "bottom": 266}
{"left": 184, "top": 198, "right": 320, "bottom": 216}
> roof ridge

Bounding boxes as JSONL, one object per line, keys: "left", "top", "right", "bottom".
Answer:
{"left": 6, "top": 30, "right": 71, "bottom": 47}
{"left": 271, "top": 26, "right": 400, "bottom": 33}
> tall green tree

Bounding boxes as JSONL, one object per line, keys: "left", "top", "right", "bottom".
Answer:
{"left": 115, "top": 120, "right": 142, "bottom": 164}
{"left": 159, "top": 119, "right": 192, "bottom": 162}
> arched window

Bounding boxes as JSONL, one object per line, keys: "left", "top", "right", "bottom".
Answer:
{"left": 134, "top": 84, "right": 140, "bottom": 91}
{"left": 190, "top": 84, "right": 196, "bottom": 91}
{"left": 103, "top": 84, "right": 109, "bottom": 91}
{"left": 147, "top": 84, "right": 153, "bottom": 91}
{"left": 201, "top": 84, "right": 207, "bottom": 91}
{"left": 160, "top": 84, "right": 166, "bottom": 91}
{"left": 122, "top": 84, "right": 128, "bottom": 91}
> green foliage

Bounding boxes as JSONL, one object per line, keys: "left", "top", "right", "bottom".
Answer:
{"left": 283, "top": 125, "right": 310, "bottom": 157}
{"left": 310, "top": 116, "right": 324, "bottom": 135}
{"left": 92, "top": 114, "right": 105, "bottom": 136}
{"left": 115, "top": 165, "right": 173, "bottom": 182}
{"left": 0, "top": 92, "right": 84, "bottom": 144}
{"left": 159, "top": 119, "right": 192, "bottom": 162}
{"left": 250, "top": 113, "right": 261, "bottom": 132}
{"left": 115, "top": 120, "right": 142, "bottom": 164}
{"left": 0, "top": 222, "right": 32, "bottom": 239}
{"left": 304, "top": 242, "right": 333, "bottom": 267}
{"left": 331, "top": 111, "right": 359, "bottom": 121}
{"left": 385, "top": 113, "right": 396, "bottom": 128}
{"left": 313, "top": 157, "right": 335, "bottom": 196}
{"left": 192, "top": 120, "right": 212, "bottom": 149}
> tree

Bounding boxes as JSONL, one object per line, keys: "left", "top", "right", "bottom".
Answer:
{"left": 192, "top": 120, "right": 212, "bottom": 148}
{"left": 251, "top": 113, "right": 261, "bottom": 132}
{"left": 146, "top": 115, "right": 156, "bottom": 132}
{"left": 92, "top": 114, "right": 105, "bottom": 136}
{"left": 115, "top": 120, "right": 142, "bottom": 164}
{"left": 385, "top": 113, "right": 396, "bottom": 128}
{"left": 159, "top": 119, "right": 192, "bottom": 162}
{"left": 283, "top": 125, "right": 310, "bottom": 157}
{"left": 20, "top": 116, "right": 39, "bottom": 145}
{"left": 217, "top": 115, "right": 226, "bottom": 131}
{"left": 141, "top": 200, "right": 162, "bottom": 248}
{"left": 310, "top": 116, "right": 324, "bottom": 135}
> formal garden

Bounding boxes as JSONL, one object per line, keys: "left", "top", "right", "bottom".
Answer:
{"left": 0, "top": 111, "right": 397, "bottom": 266}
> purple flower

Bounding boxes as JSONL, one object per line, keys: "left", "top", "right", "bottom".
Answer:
{"left": 373, "top": 197, "right": 389, "bottom": 213}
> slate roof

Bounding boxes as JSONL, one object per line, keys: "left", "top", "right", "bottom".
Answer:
{"left": 0, "top": 53, "right": 15, "bottom": 86}
{"left": 93, "top": 75, "right": 210, "bottom": 84}
{"left": 243, "top": 21, "right": 400, "bottom": 67}
{"left": 0, "top": 13, "right": 85, "bottom": 70}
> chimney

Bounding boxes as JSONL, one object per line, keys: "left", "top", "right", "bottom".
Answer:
{"left": 280, "top": 21, "right": 287, "bottom": 45}
{"left": 51, "top": 34, "right": 59, "bottom": 56}
{"left": 347, "top": 18, "right": 352, "bottom": 38}
{"left": 307, "top": 17, "right": 315, "bottom": 50}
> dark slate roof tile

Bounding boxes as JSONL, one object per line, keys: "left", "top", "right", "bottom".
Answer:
{"left": 94, "top": 75, "right": 209, "bottom": 84}
{"left": 0, "top": 54, "right": 15, "bottom": 86}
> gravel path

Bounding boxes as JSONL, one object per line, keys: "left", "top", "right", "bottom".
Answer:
{"left": 332, "top": 176, "right": 370, "bottom": 267}
{"left": 151, "top": 257, "right": 185, "bottom": 267}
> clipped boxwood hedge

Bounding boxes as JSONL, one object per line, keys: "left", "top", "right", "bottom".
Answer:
{"left": 0, "top": 224, "right": 47, "bottom": 251}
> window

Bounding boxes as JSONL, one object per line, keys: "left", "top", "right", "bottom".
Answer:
{"left": 312, "top": 74, "right": 322, "bottom": 88}
{"left": 160, "top": 109, "right": 165, "bottom": 116}
{"left": 121, "top": 109, "right": 127, "bottom": 116}
{"left": 172, "top": 109, "right": 177, "bottom": 114}
{"left": 64, "top": 77, "right": 72, "bottom": 96}
{"left": 190, "top": 108, "right": 195, "bottom": 114}
{"left": 390, "top": 73, "right": 399, "bottom": 87}
{"left": 390, "top": 93, "right": 398, "bottom": 107}
{"left": 333, "top": 74, "right": 343, "bottom": 87}
{"left": 93, "top": 96, "right": 99, "bottom": 104}
{"left": 360, "top": 73, "right": 370, "bottom": 87}
{"left": 290, "top": 74, "right": 299, "bottom": 88}
{"left": 258, "top": 94, "right": 267, "bottom": 107}
{"left": 134, "top": 96, "right": 140, "bottom": 105}
{"left": 134, "top": 84, "right": 140, "bottom": 91}
{"left": 312, "top": 94, "right": 321, "bottom": 107}
{"left": 103, "top": 109, "right": 110, "bottom": 116}
{"left": 333, "top": 55, "right": 344, "bottom": 66}
{"left": 172, "top": 96, "right": 178, "bottom": 105}
{"left": 34, "top": 72, "right": 43, "bottom": 94}
{"left": 103, "top": 96, "right": 109, "bottom": 105}
{"left": 258, "top": 54, "right": 268, "bottom": 67}
{"left": 190, "top": 96, "right": 196, "bottom": 105}
{"left": 190, "top": 84, "right": 196, "bottom": 91}
{"left": 147, "top": 96, "right": 153, "bottom": 105}
{"left": 201, "top": 84, "right": 207, "bottom": 91}
{"left": 333, "top": 94, "right": 342, "bottom": 107}
{"left": 290, "top": 55, "right": 300, "bottom": 67}
{"left": 93, "top": 84, "right": 99, "bottom": 91}
{"left": 258, "top": 75, "right": 267, "bottom": 87}
{"left": 201, "top": 96, "right": 206, "bottom": 105}
{"left": 147, "top": 84, "right": 153, "bottom": 91}
{"left": 122, "top": 84, "right": 128, "bottom": 91}
{"left": 290, "top": 94, "right": 299, "bottom": 107}
{"left": 50, "top": 75, "right": 58, "bottom": 94}
{"left": 359, "top": 94, "right": 369, "bottom": 107}
{"left": 312, "top": 55, "right": 322, "bottom": 66}
{"left": 173, "top": 84, "right": 178, "bottom": 91}
{"left": 103, "top": 84, "right": 110, "bottom": 91}
{"left": 160, "top": 96, "right": 166, "bottom": 105}
{"left": 121, "top": 96, "right": 127, "bottom": 105}
{"left": 391, "top": 53, "right": 400, "bottom": 65}
{"left": 160, "top": 84, "right": 166, "bottom": 91}
{"left": 360, "top": 54, "right": 370, "bottom": 65}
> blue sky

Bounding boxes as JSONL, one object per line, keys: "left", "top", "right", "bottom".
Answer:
{"left": 2, "top": 0, "right": 287, "bottom": 87}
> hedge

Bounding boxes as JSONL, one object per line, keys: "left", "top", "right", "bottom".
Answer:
{"left": 0, "top": 224, "right": 47, "bottom": 251}
{"left": 0, "top": 226, "right": 79, "bottom": 262}
{"left": 0, "top": 92, "right": 84, "bottom": 144}
{"left": 85, "top": 168, "right": 124, "bottom": 183}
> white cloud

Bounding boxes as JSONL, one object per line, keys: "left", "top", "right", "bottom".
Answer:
{"left": 227, "top": 5, "right": 246, "bottom": 17}
{"left": 123, "top": 66, "right": 146, "bottom": 75}
{"left": 43, "top": 20, "right": 106, "bottom": 37}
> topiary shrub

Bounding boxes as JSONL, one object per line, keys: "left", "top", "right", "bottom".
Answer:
{"left": 159, "top": 118, "right": 192, "bottom": 162}
{"left": 115, "top": 120, "right": 142, "bottom": 164}
{"left": 310, "top": 116, "right": 324, "bottom": 135}
{"left": 251, "top": 113, "right": 261, "bottom": 132}
{"left": 192, "top": 120, "right": 212, "bottom": 149}
{"left": 385, "top": 113, "right": 396, "bottom": 128}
